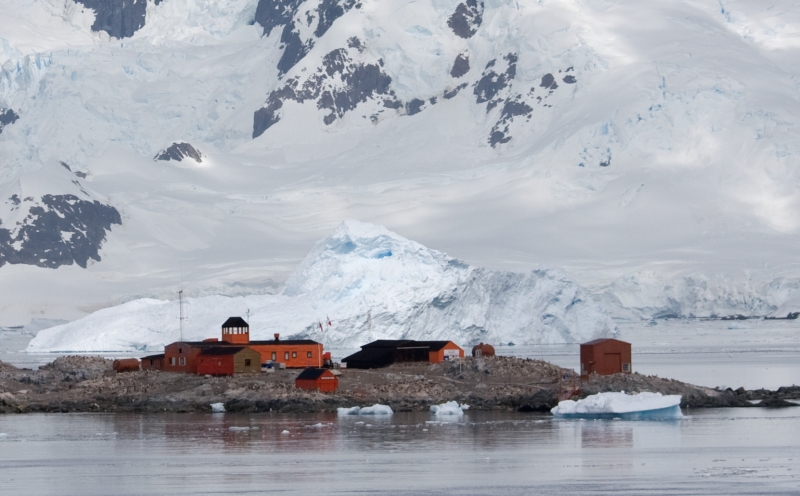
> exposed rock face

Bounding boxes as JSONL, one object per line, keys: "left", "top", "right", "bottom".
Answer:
{"left": 73, "top": 0, "right": 149, "bottom": 39}
{"left": 255, "top": 0, "right": 360, "bottom": 75}
{"left": 254, "top": 48, "right": 394, "bottom": 137}
{"left": 0, "top": 108, "right": 19, "bottom": 134}
{"left": 450, "top": 53, "right": 470, "bottom": 78}
{"left": 154, "top": 142, "right": 204, "bottom": 163}
{"left": 448, "top": 0, "right": 484, "bottom": 39}
{"left": 0, "top": 194, "right": 121, "bottom": 269}
{"left": 59, "top": 162, "right": 88, "bottom": 179}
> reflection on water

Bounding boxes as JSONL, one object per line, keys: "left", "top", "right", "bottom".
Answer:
{"left": 2, "top": 409, "right": 800, "bottom": 495}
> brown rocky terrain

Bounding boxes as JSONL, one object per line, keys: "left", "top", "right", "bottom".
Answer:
{"left": 0, "top": 356, "right": 797, "bottom": 414}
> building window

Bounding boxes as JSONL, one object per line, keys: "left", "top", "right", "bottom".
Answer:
{"left": 170, "top": 357, "right": 175, "bottom": 366}
{"left": 272, "top": 352, "right": 276, "bottom": 361}
{"left": 150, "top": 359, "right": 154, "bottom": 366}
{"left": 292, "top": 351, "right": 297, "bottom": 358}
{"left": 307, "top": 351, "right": 312, "bottom": 358}
{"left": 179, "top": 348, "right": 182, "bottom": 354}
{"left": 245, "top": 359, "right": 251, "bottom": 366}
{"left": 622, "top": 363, "right": 631, "bottom": 372}
{"left": 285, "top": 352, "right": 289, "bottom": 360}
{"left": 179, "top": 357, "right": 185, "bottom": 366}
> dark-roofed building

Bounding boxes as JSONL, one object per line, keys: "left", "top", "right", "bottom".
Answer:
{"left": 295, "top": 367, "right": 338, "bottom": 392}
{"left": 580, "top": 338, "right": 632, "bottom": 378}
{"left": 141, "top": 353, "right": 165, "bottom": 370}
{"left": 196, "top": 346, "right": 261, "bottom": 376}
{"left": 343, "top": 339, "right": 464, "bottom": 369}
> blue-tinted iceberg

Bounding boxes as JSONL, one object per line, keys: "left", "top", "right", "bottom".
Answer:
{"left": 551, "top": 392, "right": 683, "bottom": 420}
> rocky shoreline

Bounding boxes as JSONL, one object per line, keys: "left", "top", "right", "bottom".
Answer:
{"left": 0, "top": 356, "right": 797, "bottom": 414}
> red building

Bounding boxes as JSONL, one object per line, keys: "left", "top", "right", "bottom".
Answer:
{"left": 295, "top": 368, "right": 339, "bottom": 393}
{"left": 196, "top": 347, "right": 261, "bottom": 376}
{"left": 162, "top": 317, "right": 325, "bottom": 373}
{"left": 141, "top": 354, "right": 165, "bottom": 371}
{"left": 580, "top": 338, "right": 632, "bottom": 378}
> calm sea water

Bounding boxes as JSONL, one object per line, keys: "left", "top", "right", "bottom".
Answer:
{"left": 1, "top": 409, "right": 800, "bottom": 495}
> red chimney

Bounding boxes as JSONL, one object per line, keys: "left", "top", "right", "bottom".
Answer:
{"left": 274, "top": 333, "right": 280, "bottom": 341}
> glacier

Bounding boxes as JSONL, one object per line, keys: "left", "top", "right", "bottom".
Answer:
{"left": 1, "top": 0, "right": 800, "bottom": 327}
{"left": 551, "top": 392, "right": 683, "bottom": 420}
{"left": 27, "top": 220, "right": 614, "bottom": 352}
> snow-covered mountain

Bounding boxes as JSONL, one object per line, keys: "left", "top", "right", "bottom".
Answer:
{"left": 28, "top": 220, "right": 614, "bottom": 351}
{"left": 2, "top": 0, "right": 800, "bottom": 325}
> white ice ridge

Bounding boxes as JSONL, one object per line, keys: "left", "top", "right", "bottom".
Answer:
{"left": 430, "top": 401, "right": 469, "bottom": 416}
{"left": 210, "top": 403, "right": 225, "bottom": 413}
{"left": 27, "top": 221, "right": 614, "bottom": 352}
{"left": 337, "top": 404, "right": 394, "bottom": 416}
{"left": 551, "top": 392, "right": 683, "bottom": 418}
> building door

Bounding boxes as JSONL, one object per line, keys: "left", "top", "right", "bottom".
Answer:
{"left": 604, "top": 353, "right": 621, "bottom": 374}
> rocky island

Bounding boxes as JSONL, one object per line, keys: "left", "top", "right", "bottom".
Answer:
{"left": 1, "top": 356, "right": 797, "bottom": 414}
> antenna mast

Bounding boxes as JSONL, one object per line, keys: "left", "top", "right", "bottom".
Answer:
{"left": 179, "top": 290, "right": 184, "bottom": 341}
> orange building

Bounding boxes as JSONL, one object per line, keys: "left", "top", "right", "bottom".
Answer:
{"left": 580, "top": 338, "right": 632, "bottom": 378}
{"left": 295, "top": 368, "right": 338, "bottom": 392}
{"left": 196, "top": 347, "right": 261, "bottom": 376}
{"left": 162, "top": 317, "right": 324, "bottom": 373}
{"left": 419, "top": 341, "right": 464, "bottom": 363}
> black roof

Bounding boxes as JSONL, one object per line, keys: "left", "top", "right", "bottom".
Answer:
{"left": 296, "top": 368, "right": 331, "bottom": 380}
{"left": 199, "top": 346, "right": 253, "bottom": 356}
{"left": 141, "top": 354, "right": 165, "bottom": 360}
{"left": 248, "top": 339, "right": 321, "bottom": 346}
{"left": 342, "top": 347, "right": 394, "bottom": 364}
{"left": 362, "top": 339, "right": 416, "bottom": 348}
{"left": 222, "top": 316, "right": 249, "bottom": 328}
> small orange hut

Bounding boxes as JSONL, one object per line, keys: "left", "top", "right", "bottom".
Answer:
{"left": 580, "top": 338, "right": 632, "bottom": 378}
{"left": 295, "top": 368, "right": 338, "bottom": 393}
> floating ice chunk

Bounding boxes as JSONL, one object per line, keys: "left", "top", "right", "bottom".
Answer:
{"left": 430, "top": 401, "right": 469, "bottom": 416}
{"left": 210, "top": 403, "right": 225, "bottom": 413}
{"left": 0, "top": 433, "right": 6, "bottom": 437}
{"left": 281, "top": 430, "right": 290, "bottom": 435}
{"left": 359, "top": 404, "right": 393, "bottom": 415}
{"left": 338, "top": 404, "right": 393, "bottom": 416}
{"left": 306, "top": 423, "right": 324, "bottom": 428}
{"left": 551, "top": 392, "right": 682, "bottom": 419}
{"left": 228, "top": 426, "right": 249, "bottom": 431}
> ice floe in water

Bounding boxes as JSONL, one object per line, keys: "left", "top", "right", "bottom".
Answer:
{"left": 551, "top": 392, "right": 683, "bottom": 420}
{"left": 337, "top": 404, "right": 393, "bottom": 416}
{"left": 210, "top": 403, "right": 225, "bottom": 413}
{"left": 430, "top": 401, "right": 469, "bottom": 416}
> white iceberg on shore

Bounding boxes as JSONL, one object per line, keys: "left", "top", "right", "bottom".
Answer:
{"left": 27, "top": 221, "right": 614, "bottom": 353}
{"left": 337, "top": 404, "right": 393, "bottom": 416}
{"left": 430, "top": 401, "right": 469, "bottom": 416}
{"left": 552, "top": 392, "right": 683, "bottom": 420}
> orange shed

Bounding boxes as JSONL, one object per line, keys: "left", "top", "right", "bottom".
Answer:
{"left": 420, "top": 341, "right": 464, "bottom": 363}
{"left": 580, "top": 338, "right": 632, "bottom": 378}
{"left": 295, "top": 368, "right": 338, "bottom": 393}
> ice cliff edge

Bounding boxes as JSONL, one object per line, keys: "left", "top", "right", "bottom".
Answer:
{"left": 28, "top": 221, "right": 615, "bottom": 352}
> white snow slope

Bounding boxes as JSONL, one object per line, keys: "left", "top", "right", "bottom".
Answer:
{"left": 3, "top": 0, "right": 800, "bottom": 325}
{"left": 28, "top": 221, "right": 614, "bottom": 352}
